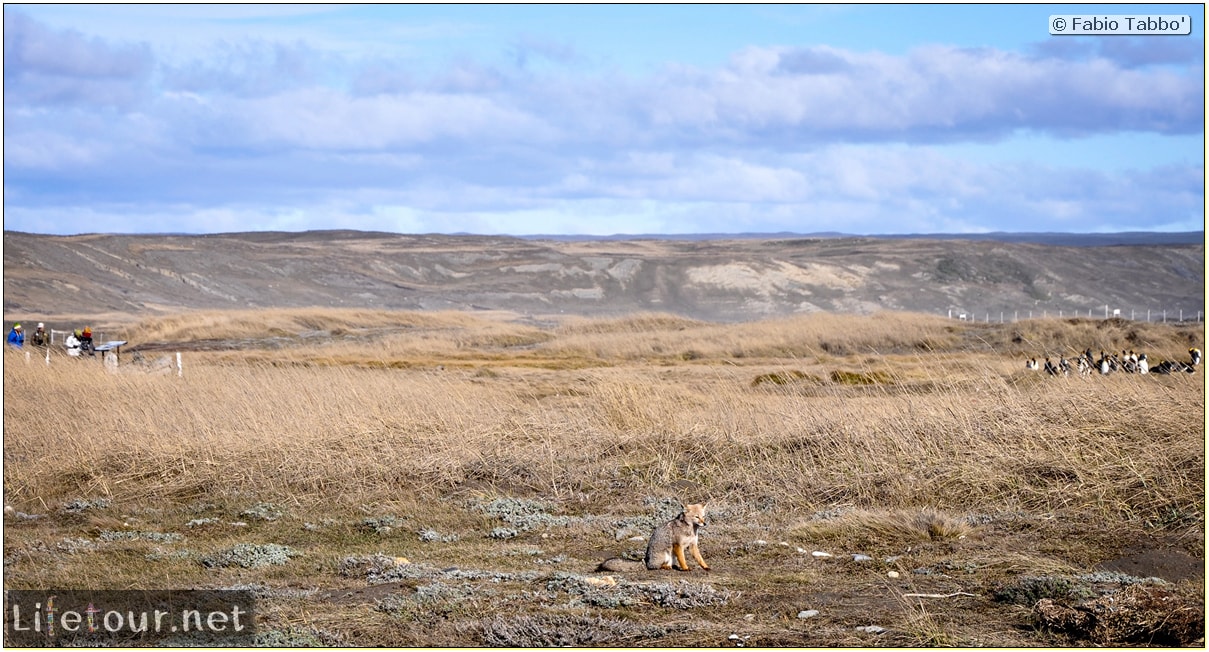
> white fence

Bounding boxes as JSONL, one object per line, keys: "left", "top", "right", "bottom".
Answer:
{"left": 948, "top": 308, "right": 1204, "bottom": 324}
{"left": 48, "top": 328, "right": 113, "bottom": 346}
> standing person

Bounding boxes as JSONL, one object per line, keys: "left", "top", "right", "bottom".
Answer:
{"left": 6, "top": 323, "right": 24, "bottom": 349}
{"left": 80, "top": 327, "right": 95, "bottom": 356}
{"left": 30, "top": 323, "right": 50, "bottom": 349}
{"left": 65, "top": 330, "right": 81, "bottom": 357}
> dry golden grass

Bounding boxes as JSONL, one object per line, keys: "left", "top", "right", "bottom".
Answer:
{"left": 3, "top": 309, "right": 1202, "bottom": 646}
{"left": 119, "top": 307, "right": 501, "bottom": 343}
{"left": 6, "top": 310, "right": 1202, "bottom": 521}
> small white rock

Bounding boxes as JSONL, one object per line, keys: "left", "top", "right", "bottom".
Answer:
{"left": 778, "top": 541, "right": 790, "bottom": 547}
{"left": 811, "top": 551, "right": 832, "bottom": 558}
{"left": 797, "top": 609, "right": 820, "bottom": 619}
{"left": 856, "top": 625, "right": 886, "bottom": 634}
{"left": 852, "top": 554, "right": 873, "bottom": 562}
{"left": 727, "top": 634, "right": 741, "bottom": 641}
{"left": 796, "top": 547, "right": 808, "bottom": 554}
{"left": 887, "top": 570, "right": 900, "bottom": 579}
{"left": 628, "top": 536, "right": 645, "bottom": 542}
{"left": 583, "top": 575, "right": 616, "bottom": 588}
{"left": 752, "top": 539, "right": 767, "bottom": 546}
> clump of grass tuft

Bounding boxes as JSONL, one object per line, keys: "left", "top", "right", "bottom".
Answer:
{"left": 1035, "top": 583, "right": 1205, "bottom": 646}
{"left": 752, "top": 370, "right": 812, "bottom": 386}
{"left": 793, "top": 509, "right": 974, "bottom": 550}
{"left": 830, "top": 369, "right": 894, "bottom": 385}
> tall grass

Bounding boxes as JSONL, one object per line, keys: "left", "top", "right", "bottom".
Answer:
{"left": 5, "top": 311, "right": 1202, "bottom": 534}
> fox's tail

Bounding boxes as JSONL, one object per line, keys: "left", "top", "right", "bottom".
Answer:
{"left": 595, "top": 557, "right": 644, "bottom": 572}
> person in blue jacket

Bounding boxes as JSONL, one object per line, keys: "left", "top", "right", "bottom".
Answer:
{"left": 7, "top": 323, "right": 24, "bottom": 348}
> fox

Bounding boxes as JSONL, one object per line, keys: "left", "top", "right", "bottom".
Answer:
{"left": 596, "top": 503, "right": 711, "bottom": 572}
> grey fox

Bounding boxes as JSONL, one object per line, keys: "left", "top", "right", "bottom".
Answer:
{"left": 596, "top": 503, "right": 711, "bottom": 572}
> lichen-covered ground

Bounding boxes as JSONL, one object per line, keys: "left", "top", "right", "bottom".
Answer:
{"left": 5, "top": 495, "right": 1202, "bottom": 647}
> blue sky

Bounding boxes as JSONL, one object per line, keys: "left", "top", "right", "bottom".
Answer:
{"left": 4, "top": 4, "right": 1204, "bottom": 236}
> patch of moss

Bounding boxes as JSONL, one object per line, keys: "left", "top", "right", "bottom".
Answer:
{"left": 479, "top": 614, "right": 669, "bottom": 646}
{"left": 992, "top": 575, "right": 1094, "bottom": 605}
{"left": 201, "top": 543, "right": 300, "bottom": 569}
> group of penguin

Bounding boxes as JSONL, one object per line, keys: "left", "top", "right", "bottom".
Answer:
{"left": 1026, "top": 347, "right": 1201, "bottom": 377}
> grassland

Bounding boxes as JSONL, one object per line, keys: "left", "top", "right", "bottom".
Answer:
{"left": 3, "top": 309, "right": 1204, "bottom": 646}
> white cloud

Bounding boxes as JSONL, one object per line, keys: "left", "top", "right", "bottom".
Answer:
{"left": 4, "top": 129, "right": 100, "bottom": 170}
{"left": 228, "top": 88, "right": 554, "bottom": 150}
{"left": 630, "top": 43, "right": 1203, "bottom": 144}
{"left": 4, "top": 11, "right": 152, "bottom": 108}
{"left": 2, "top": 10, "right": 1202, "bottom": 236}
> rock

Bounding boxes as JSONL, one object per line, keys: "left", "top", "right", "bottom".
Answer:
{"left": 852, "top": 554, "right": 873, "bottom": 562}
{"left": 887, "top": 570, "right": 900, "bottom": 578}
{"left": 797, "top": 609, "right": 820, "bottom": 619}
{"left": 743, "top": 613, "right": 755, "bottom": 621}
{"left": 752, "top": 539, "right": 768, "bottom": 546}
{"left": 796, "top": 547, "right": 808, "bottom": 554}
{"left": 856, "top": 625, "right": 886, "bottom": 634}
{"left": 811, "top": 551, "right": 833, "bottom": 558}
{"left": 583, "top": 575, "right": 616, "bottom": 588}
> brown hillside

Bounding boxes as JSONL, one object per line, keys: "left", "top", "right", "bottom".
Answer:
{"left": 3, "top": 231, "right": 1203, "bottom": 325}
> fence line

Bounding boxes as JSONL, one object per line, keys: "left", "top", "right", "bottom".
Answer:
{"left": 947, "top": 308, "right": 1203, "bottom": 324}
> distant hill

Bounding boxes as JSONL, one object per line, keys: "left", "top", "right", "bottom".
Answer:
{"left": 3, "top": 230, "right": 1204, "bottom": 324}
{"left": 518, "top": 231, "right": 1205, "bottom": 247}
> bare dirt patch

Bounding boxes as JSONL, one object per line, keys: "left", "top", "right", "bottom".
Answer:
{"left": 1098, "top": 548, "right": 1205, "bottom": 583}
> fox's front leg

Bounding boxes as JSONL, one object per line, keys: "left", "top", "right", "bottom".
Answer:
{"left": 690, "top": 543, "right": 710, "bottom": 571}
{"left": 673, "top": 543, "right": 691, "bottom": 571}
